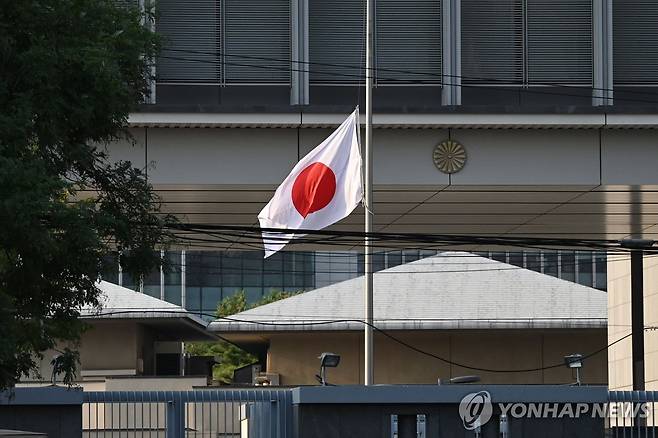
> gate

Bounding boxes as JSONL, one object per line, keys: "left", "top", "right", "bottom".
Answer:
{"left": 83, "top": 389, "right": 293, "bottom": 438}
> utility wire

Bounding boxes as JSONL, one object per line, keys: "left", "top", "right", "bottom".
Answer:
{"left": 156, "top": 52, "right": 658, "bottom": 106}
{"left": 85, "top": 308, "right": 646, "bottom": 374}
{"left": 159, "top": 47, "right": 658, "bottom": 99}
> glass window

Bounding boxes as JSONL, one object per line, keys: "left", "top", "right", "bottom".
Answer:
{"left": 186, "top": 286, "right": 201, "bottom": 312}
{"left": 577, "top": 251, "right": 593, "bottom": 287}
{"left": 372, "top": 253, "right": 386, "bottom": 272}
{"left": 244, "top": 287, "right": 264, "bottom": 303}
{"left": 283, "top": 252, "right": 296, "bottom": 290}
{"left": 101, "top": 253, "right": 119, "bottom": 284}
{"left": 525, "top": 252, "right": 541, "bottom": 273}
{"left": 186, "top": 251, "right": 220, "bottom": 312}
{"left": 387, "top": 251, "right": 402, "bottom": 268}
{"left": 543, "top": 251, "right": 558, "bottom": 278}
{"left": 509, "top": 252, "right": 523, "bottom": 268}
{"left": 403, "top": 250, "right": 420, "bottom": 263}
{"left": 264, "top": 252, "right": 283, "bottom": 288}
{"left": 142, "top": 252, "right": 161, "bottom": 298}
{"left": 221, "top": 252, "right": 242, "bottom": 287}
{"left": 164, "top": 251, "right": 182, "bottom": 305}
{"left": 419, "top": 250, "right": 437, "bottom": 259}
{"left": 561, "top": 251, "right": 575, "bottom": 282}
{"left": 595, "top": 252, "right": 607, "bottom": 291}
{"left": 201, "top": 287, "right": 222, "bottom": 315}
{"left": 492, "top": 252, "right": 507, "bottom": 263}
{"left": 242, "top": 252, "right": 263, "bottom": 287}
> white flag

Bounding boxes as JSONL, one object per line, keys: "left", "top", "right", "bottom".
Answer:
{"left": 258, "top": 110, "right": 363, "bottom": 257}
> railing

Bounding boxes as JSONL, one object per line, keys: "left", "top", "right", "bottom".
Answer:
{"left": 83, "top": 389, "right": 293, "bottom": 438}
{"left": 607, "top": 391, "right": 658, "bottom": 438}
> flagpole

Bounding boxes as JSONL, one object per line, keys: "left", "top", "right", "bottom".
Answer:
{"left": 364, "top": 0, "right": 374, "bottom": 386}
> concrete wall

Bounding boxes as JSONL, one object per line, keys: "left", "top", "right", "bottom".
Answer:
{"left": 79, "top": 321, "right": 139, "bottom": 373}
{"left": 266, "top": 329, "right": 608, "bottom": 385}
{"left": 27, "top": 321, "right": 142, "bottom": 383}
{"left": 110, "top": 127, "right": 658, "bottom": 187}
{"left": 608, "top": 253, "right": 658, "bottom": 391}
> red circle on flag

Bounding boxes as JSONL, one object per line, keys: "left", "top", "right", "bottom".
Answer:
{"left": 292, "top": 162, "right": 337, "bottom": 218}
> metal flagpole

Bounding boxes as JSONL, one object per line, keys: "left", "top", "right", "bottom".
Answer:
{"left": 364, "top": 0, "right": 374, "bottom": 386}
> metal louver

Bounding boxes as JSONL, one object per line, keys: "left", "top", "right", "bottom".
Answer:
{"left": 376, "top": 0, "right": 442, "bottom": 84}
{"left": 224, "top": 0, "right": 291, "bottom": 84}
{"left": 156, "top": 0, "right": 220, "bottom": 84}
{"left": 309, "top": 0, "right": 365, "bottom": 84}
{"left": 526, "top": 0, "right": 593, "bottom": 85}
{"left": 614, "top": 0, "right": 658, "bottom": 85}
{"left": 461, "top": 0, "right": 523, "bottom": 84}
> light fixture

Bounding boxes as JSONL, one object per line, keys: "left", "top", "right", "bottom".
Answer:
{"left": 437, "top": 375, "right": 481, "bottom": 385}
{"left": 317, "top": 352, "right": 340, "bottom": 386}
{"left": 564, "top": 354, "right": 583, "bottom": 386}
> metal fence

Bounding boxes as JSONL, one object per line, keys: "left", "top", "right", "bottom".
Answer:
{"left": 77, "top": 388, "right": 658, "bottom": 438}
{"left": 82, "top": 389, "right": 293, "bottom": 438}
{"left": 607, "top": 391, "right": 658, "bottom": 438}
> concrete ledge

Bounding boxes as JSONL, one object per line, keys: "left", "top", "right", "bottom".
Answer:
{"left": 0, "top": 386, "right": 83, "bottom": 406}
{"left": 292, "top": 385, "right": 609, "bottom": 404}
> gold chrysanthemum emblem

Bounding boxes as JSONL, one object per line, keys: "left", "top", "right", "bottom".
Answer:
{"left": 433, "top": 140, "right": 467, "bottom": 174}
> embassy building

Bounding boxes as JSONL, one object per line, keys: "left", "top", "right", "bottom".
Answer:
{"left": 102, "top": 249, "right": 607, "bottom": 317}
{"left": 108, "top": 0, "right": 658, "bottom": 389}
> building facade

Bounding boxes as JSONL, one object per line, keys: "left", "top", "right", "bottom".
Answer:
{"left": 109, "top": 0, "right": 658, "bottom": 388}
{"left": 103, "top": 249, "right": 607, "bottom": 317}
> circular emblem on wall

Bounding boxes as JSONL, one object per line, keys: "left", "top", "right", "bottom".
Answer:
{"left": 433, "top": 140, "right": 467, "bottom": 174}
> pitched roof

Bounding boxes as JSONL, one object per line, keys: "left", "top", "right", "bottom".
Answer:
{"left": 81, "top": 281, "right": 206, "bottom": 326}
{"left": 209, "top": 252, "right": 607, "bottom": 333}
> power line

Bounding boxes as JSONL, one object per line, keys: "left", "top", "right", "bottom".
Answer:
{"left": 85, "top": 308, "right": 647, "bottom": 374}
{"left": 168, "top": 223, "right": 650, "bottom": 253}
{"left": 142, "top": 252, "right": 632, "bottom": 278}
{"left": 159, "top": 47, "right": 658, "bottom": 100}
{"left": 156, "top": 51, "right": 658, "bottom": 106}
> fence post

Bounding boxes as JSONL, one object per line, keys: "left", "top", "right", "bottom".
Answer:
{"left": 166, "top": 397, "right": 185, "bottom": 438}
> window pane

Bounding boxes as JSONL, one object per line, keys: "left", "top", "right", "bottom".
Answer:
{"left": 525, "top": 252, "right": 541, "bottom": 272}
{"left": 242, "top": 251, "right": 263, "bottom": 287}
{"left": 543, "top": 251, "right": 558, "bottom": 277}
{"left": 462, "top": 0, "right": 523, "bottom": 84}
{"left": 186, "top": 286, "right": 201, "bottom": 312}
{"left": 577, "top": 251, "right": 593, "bottom": 287}
{"left": 201, "top": 287, "right": 222, "bottom": 315}
{"left": 221, "top": 252, "right": 242, "bottom": 287}
{"left": 244, "top": 287, "right": 264, "bottom": 303}
{"left": 165, "top": 286, "right": 182, "bottom": 306}
{"left": 372, "top": 253, "right": 386, "bottom": 272}
{"left": 595, "top": 253, "right": 607, "bottom": 291}
{"left": 561, "top": 252, "right": 575, "bottom": 282}
{"left": 101, "top": 253, "right": 119, "bottom": 284}
{"left": 509, "top": 253, "right": 523, "bottom": 268}
{"left": 143, "top": 254, "right": 161, "bottom": 298}
{"left": 403, "top": 250, "right": 420, "bottom": 263}
{"left": 163, "top": 251, "right": 182, "bottom": 305}
{"left": 264, "top": 252, "right": 283, "bottom": 288}
{"left": 387, "top": 251, "right": 402, "bottom": 268}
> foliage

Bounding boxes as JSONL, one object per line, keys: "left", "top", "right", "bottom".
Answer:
{"left": 0, "top": 0, "right": 172, "bottom": 390}
{"left": 50, "top": 348, "right": 81, "bottom": 386}
{"left": 186, "top": 290, "right": 300, "bottom": 384}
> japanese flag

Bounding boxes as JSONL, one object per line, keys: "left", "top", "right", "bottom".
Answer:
{"left": 258, "top": 110, "right": 363, "bottom": 257}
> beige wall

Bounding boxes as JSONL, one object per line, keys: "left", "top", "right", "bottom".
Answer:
{"left": 608, "top": 253, "right": 658, "bottom": 391}
{"left": 27, "top": 321, "right": 143, "bottom": 383}
{"left": 266, "top": 329, "right": 607, "bottom": 386}
{"left": 79, "top": 321, "right": 139, "bottom": 372}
